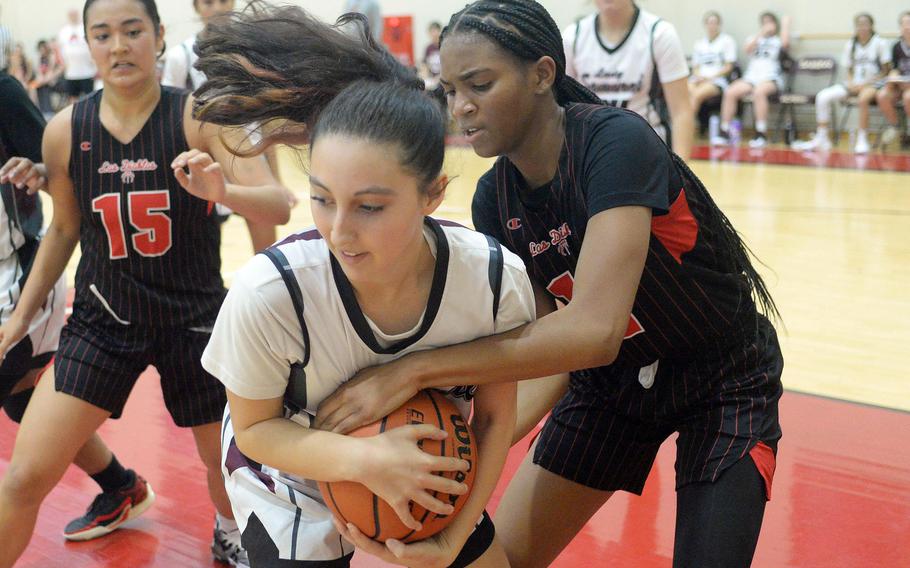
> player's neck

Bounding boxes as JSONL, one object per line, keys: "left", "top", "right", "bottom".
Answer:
{"left": 507, "top": 101, "right": 565, "bottom": 190}
{"left": 350, "top": 232, "right": 436, "bottom": 335}
{"left": 598, "top": 3, "right": 637, "bottom": 40}
{"left": 99, "top": 79, "right": 161, "bottom": 144}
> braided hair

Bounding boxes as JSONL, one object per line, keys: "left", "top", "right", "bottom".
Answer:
{"left": 441, "top": 0, "right": 780, "bottom": 321}
{"left": 440, "top": 0, "right": 600, "bottom": 105}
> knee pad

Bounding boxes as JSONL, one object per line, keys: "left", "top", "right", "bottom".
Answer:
{"left": 3, "top": 387, "right": 35, "bottom": 423}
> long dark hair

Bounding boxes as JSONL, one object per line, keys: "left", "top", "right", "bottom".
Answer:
{"left": 441, "top": 0, "right": 779, "bottom": 321}
{"left": 192, "top": 2, "right": 444, "bottom": 187}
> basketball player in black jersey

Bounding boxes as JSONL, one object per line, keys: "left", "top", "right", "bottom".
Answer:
{"left": 0, "top": 1, "right": 290, "bottom": 566}
{"left": 315, "top": 2, "right": 784, "bottom": 567}
{"left": 0, "top": 69, "right": 165, "bottom": 551}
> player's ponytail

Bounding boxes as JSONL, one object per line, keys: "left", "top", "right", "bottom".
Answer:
{"left": 193, "top": 1, "right": 425, "bottom": 154}
{"left": 440, "top": 0, "right": 601, "bottom": 106}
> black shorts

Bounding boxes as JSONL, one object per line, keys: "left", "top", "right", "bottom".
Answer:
{"left": 0, "top": 336, "right": 53, "bottom": 405}
{"left": 242, "top": 510, "right": 495, "bottom": 568}
{"left": 65, "top": 78, "right": 94, "bottom": 98}
{"left": 534, "top": 316, "right": 784, "bottom": 494}
{"left": 54, "top": 316, "right": 226, "bottom": 427}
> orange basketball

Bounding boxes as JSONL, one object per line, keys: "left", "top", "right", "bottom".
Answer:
{"left": 318, "top": 389, "right": 476, "bottom": 543}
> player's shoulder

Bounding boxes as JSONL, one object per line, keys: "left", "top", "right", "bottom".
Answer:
{"left": 436, "top": 219, "right": 527, "bottom": 275}
{"left": 235, "top": 229, "right": 330, "bottom": 290}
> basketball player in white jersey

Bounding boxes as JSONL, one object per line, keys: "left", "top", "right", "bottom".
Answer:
{"left": 194, "top": 8, "right": 539, "bottom": 566}
{"left": 715, "top": 12, "right": 791, "bottom": 149}
{"left": 792, "top": 13, "right": 890, "bottom": 153}
{"left": 689, "top": 11, "right": 737, "bottom": 117}
{"left": 562, "top": 0, "right": 693, "bottom": 158}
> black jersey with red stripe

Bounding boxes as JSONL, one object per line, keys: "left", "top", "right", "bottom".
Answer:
{"left": 473, "top": 103, "right": 757, "bottom": 368}
{"left": 69, "top": 87, "right": 224, "bottom": 328}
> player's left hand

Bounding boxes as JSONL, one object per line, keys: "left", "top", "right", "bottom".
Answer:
{"left": 171, "top": 150, "right": 227, "bottom": 203}
{"left": 315, "top": 357, "right": 418, "bottom": 434}
{"left": 333, "top": 517, "right": 460, "bottom": 568}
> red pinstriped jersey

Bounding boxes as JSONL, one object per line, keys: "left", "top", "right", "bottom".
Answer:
{"left": 69, "top": 87, "right": 224, "bottom": 328}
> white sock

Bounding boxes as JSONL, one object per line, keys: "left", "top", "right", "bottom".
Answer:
{"left": 857, "top": 129, "right": 868, "bottom": 141}
{"left": 817, "top": 126, "right": 828, "bottom": 138}
{"left": 720, "top": 121, "right": 730, "bottom": 131}
{"left": 216, "top": 512, "right": 239, "bottom": 533}
{"left": 755, "top": 120, "right": 767, "bottom": 133}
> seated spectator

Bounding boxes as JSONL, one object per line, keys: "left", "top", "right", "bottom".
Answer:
{"left": 875, "top": 11, "right": 910, "bottom": 149}
{"left": 421, "top": 21, "right": 442, "bottom": 89}
{"left": 792, "top": 14, "right": 889, "bottom": 153}
{"left": 690, "top": 11, "right": 737, "bottom": 117}
{"left": 714, "top": 12, "right": 791, "bottom": 148}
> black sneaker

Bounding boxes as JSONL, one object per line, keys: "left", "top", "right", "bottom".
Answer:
{"left": 63, "top": 469, "right": 156, "bottom": 541}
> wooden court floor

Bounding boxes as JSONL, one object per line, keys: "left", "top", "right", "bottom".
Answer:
{"left": 5, "top": 147, "right": 908, "bottom": 567}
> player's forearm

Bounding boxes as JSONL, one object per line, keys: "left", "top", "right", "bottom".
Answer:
{"left": 411, "top": 304, "right": 624, "bottom": 392}
{"left": 671, "top": 109, "right": 694, "bottom": 159}
{"left": 221, "top": 183, "right": 291, "bottom": 225}
{"left": 235, "top": 416, "right": 366, "bottom": 482}
{"left": 445, "top": 392, "right": 514, "bottom": 546}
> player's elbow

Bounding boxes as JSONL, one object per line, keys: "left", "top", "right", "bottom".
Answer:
{"left": 576, "top": 313, "right": 627, "bottom": 368}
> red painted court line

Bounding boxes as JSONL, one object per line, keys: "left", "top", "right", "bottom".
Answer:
{"left": 690, "top": 145, "right": 910, "bottom": 173}
{"left": 2, "top": 373, "right": 908, "bottom": 567}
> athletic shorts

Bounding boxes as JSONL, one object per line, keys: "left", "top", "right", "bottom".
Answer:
{"left": 65, "top": 78, "right": 95, "bottom": 98}
{"left": 742, "top": 73, "right": 784, "bottom": 92}
{"left": 690, "top": 75, "right": 730, "bottom": 92}
{"left": 534, "top": 316, "right": 783, "bottom": 495}
{"left": 221, "top": 410, "right": 495, "bottom": 567}
{"left": 0, "top": 271, "right": 66, "bottom": 404}
{"left": 54, "top": 315, "right": 226, "bottom": 426}
{"left": 0, "top": 337, "right": 53, "bottom": 405}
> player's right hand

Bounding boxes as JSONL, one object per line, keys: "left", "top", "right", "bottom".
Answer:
{"left": 0, "top": 316, "right": 29, "bottom": 362}
{"left": 357, "top": 424, "right": 470, "bottom": 531}
{"left": 0, "top": 157, "right": 48, "bottom": 195}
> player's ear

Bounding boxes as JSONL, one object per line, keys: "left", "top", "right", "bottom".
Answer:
{"left": 531, "top": 56, "right": 557, "bottom": 95}
{"left": 421, "top": 175, "right": 448, "bottom": 215}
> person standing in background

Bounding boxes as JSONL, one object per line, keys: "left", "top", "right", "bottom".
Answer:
{"left": 0, "top": 6, "right": 12, "bottom": 74}
{"left": 162, "top": 0, "right": 296, "bottom": 253}
{"left": 57, "top": 8, "right": 97, "bottom": 102}
{"left": 563, "top": 0, "right": 694, "bottom": 158}
{"left": 344, "top": 0, "right": 383, "bottom": 45}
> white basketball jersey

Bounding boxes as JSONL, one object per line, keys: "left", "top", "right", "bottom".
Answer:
{"left": 842, "top": 35, "right": 889, "bottom": 84}
{"left": 0, "top": 191, "right": 65, "bottom": 358}
{"left": 691, "top": 33, "right": 737, "bottom": 79}
{"left": 743, "top": 35, "right": 783, "bottom": 84}
{"left": 202, "top": 218, "right": 535, "bottom": 561}
{"left": 161, "top": 36, "right": 207, "bottom": 90}
{"left": 563, "top": 9, "right": 689, "bottom": 139}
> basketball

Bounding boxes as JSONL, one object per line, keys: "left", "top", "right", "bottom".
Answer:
{"left": 318, "top": 389, "right": 476, "bottom": 543}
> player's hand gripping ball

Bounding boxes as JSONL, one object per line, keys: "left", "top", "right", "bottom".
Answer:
{"left": 318, "top": 389, "right": 476, "bottom": 543}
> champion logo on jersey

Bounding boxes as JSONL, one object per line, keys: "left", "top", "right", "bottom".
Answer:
{"left": 506, "top": 218, "right": 522, "bottom": 231}
{"left": 98, "top": 159, "right": 158, "bottom": 184}
{"left": 80, "top": 141, "right": 92, "bottom": 152}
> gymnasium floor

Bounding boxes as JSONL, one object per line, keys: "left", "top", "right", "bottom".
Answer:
{"left": 2, "top": 144, "right": 908, "bottom": 567}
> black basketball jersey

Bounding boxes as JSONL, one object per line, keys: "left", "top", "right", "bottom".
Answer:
{"left": 69, "top": 87, "right": 224, "bottom": 328}
{"left": 473, "top": 103, "right": 758, "bottom": 369}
